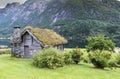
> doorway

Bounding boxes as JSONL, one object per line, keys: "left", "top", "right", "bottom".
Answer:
{"left": 24, "top": 46, "right": 30, "bottom": 58}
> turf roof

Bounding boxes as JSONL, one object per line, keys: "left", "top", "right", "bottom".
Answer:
{"left": 23, "top": 26, "right": 67, "bottom": 45}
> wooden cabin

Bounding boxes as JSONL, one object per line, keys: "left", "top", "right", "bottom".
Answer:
{"left": 11, "top": 26, "right": 67, "bottom": 58}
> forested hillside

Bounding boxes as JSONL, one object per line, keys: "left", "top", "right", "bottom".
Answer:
{"left": 0, "top": 0, "right": 120, "bottom": 47}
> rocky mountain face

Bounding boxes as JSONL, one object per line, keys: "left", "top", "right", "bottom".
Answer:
{"left": 1, "top": 0, "right": 119, "bottom": 28}
{"left": 0, "top": 0, "right": 120, "bottom": 47}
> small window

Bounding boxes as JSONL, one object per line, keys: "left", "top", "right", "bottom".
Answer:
{"left": 14, "top": 43, "right": 17, "bottom": 47}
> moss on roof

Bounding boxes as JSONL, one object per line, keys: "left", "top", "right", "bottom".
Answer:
{"left": 24, "top": 26, "right": 67, "bottom": 45}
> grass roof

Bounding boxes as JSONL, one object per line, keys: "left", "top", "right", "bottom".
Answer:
{"left": 24, "top": 26, "right": 67, "bottom": 45}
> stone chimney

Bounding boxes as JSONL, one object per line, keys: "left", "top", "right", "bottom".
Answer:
{"left": 13, "top": 26, "right": 21, "bottom": 43}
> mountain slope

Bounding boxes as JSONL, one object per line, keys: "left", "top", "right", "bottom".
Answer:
{"left": 0, "top": 0, "right": 120, "bottom": 47}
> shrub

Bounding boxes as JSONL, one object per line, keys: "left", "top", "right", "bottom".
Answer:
{"left": 86, "top": 35, "right": 115, "bottom": 52}
{"left": 116, "top": 54, "right": 120, "bottom": 65}
{"left": 89, "top": 50, "right": 112, "bottom": 69}
{"left": 83, "top": 55, "right": 90, "bottom": 63}
{"left": 107, "top": 59, "right": 120, "bottom": 69}
{"left": 64, "top": 52, "right": 73, "bottom": 64}
{"left": 90, "top": 55, "right": 108, "bottom": 69}
{"left": 33, "top": 48, "right": 64, "bottom": 69}
{"left": 70, "top": 48, "right": 83, "bottom": 64}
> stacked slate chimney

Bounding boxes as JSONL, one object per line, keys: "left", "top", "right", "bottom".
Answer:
{"left": 13, "top": 26, "right": 21, "bottom": 43}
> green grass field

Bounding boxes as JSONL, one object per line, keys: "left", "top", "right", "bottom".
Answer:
{"left": 0, "top": 54, "right": 120, "bottom": 79}
{"left": 0, "top": 48, "right": 11, "bottom": 54}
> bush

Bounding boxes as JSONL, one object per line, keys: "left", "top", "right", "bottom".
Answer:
{"left": 106, "top": 54, "right": 120, "bottom": 69}
{"left": 86, "top": 35, "right": 115, "bottom": 52}
{"left": 70, "top": 48, "right": 83, "bottom": 64}
{"left": 89, "top": 50, "right": 112, "bottom": 69}
{"left": 64, "top": 52, "right": 73, "bottom": 64}
{"left": 33, "top": 48, "right": 64, "bottom": 69}
{"left": 90, "top": 56, "right": 108, "bottom": 69}
{"left": 107, "top": 59, "right": 120, "bottom": 69}
{"left": 116, "top": 54, "right": 120, "bottom": 65}
{"left": 83, "top": 55, "right": 90, "bottom": 63}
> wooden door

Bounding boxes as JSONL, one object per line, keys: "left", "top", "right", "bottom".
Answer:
{"left": 24, "top": 46, "right": 30, "bottom": 58}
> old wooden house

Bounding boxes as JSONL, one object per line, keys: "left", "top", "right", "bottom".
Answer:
{"left": 11, "top": 26, "right": 67, "bottom": 58}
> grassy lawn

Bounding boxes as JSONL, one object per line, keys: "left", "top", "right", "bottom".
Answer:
{"left": 0, "top": 54, "right": 120, "bottom": 79}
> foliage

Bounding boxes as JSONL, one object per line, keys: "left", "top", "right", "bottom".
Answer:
{"left": 33, "top": 48, "right": 64, "bottom": 69}
{"left": 107, "top": 54, "right": 120, "bottom": 69}
{"left": 89, "top": 50, "right": 112, "bottom": 69}
{"left": 86, "top": 35, "right": 115, "bottom": 52}
{"left": 107, "top": 59, "right": 120, "bottom": 69}
{"left": 59, "top": 19, "right": 120, "bottom": 48}
{"left": 63, "top": 52, "right": 73, "bottom": 64}
{"left": 115, "top": 54, "right": 120, "bottom": 65}
{"left": 1, "top": 0, "right": 120, "bottom": 48}
{"left": 83, "top": 55, "right": 90, "bottom": 63}
{"left": 70, "top": 48, "right": 83, "bottom": 64}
